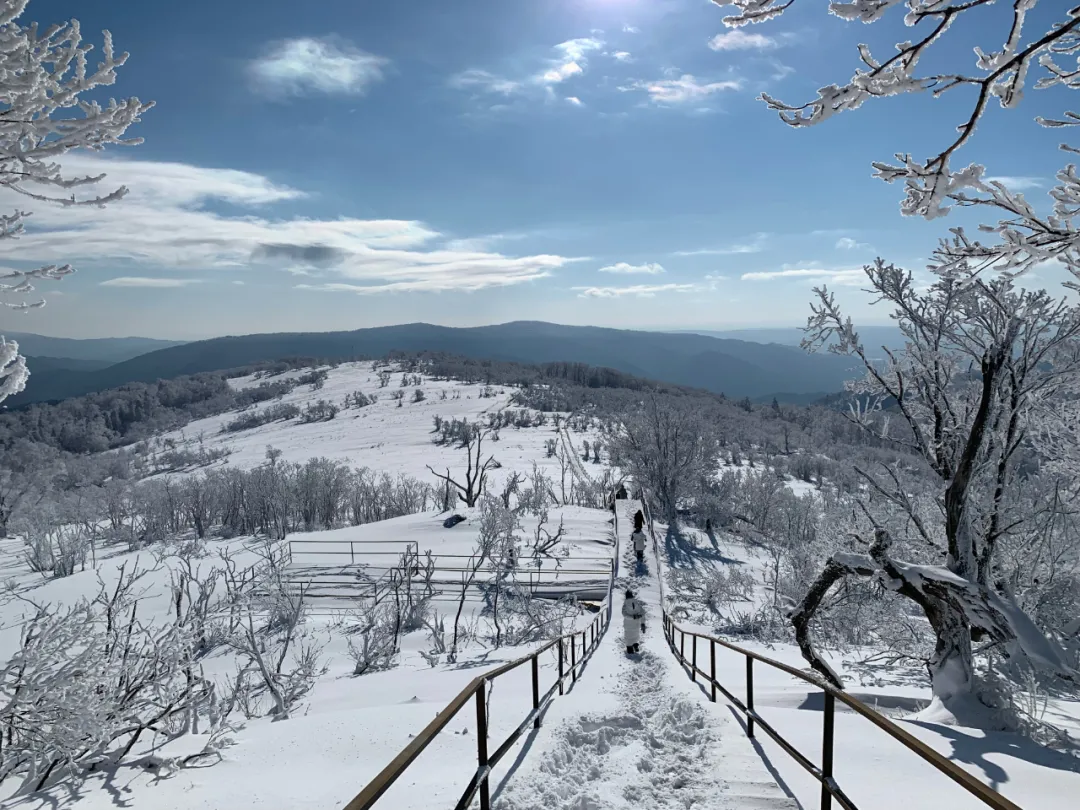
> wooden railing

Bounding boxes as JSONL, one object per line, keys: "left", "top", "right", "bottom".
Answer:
{"left": 341, "top": 500, "right": 621, "bottom": 810}
{"left": 640, "top": 492, "right": 1022, "bottom": 810}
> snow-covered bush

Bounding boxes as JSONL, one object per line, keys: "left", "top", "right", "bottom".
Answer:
{"left": 342, "top": 600, "right": 399, "bottom": 676}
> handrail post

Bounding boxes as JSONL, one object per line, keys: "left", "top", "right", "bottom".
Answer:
{"left": 821, "top": 691, "right": 835, "bottom": 810}
{"left": 691, "top": 634, "right": 698, "bottom": 683}
{"left": 680, "top": 629, "right": 685, "bottom": 660}
{"left": 710, "top": 639, "right": 717, "bottom": 703}
{"left": 531, "top": 654, "right": 540, "bottom": 729}
{"left": 746, "top": 657, "right": 755, "bottom": 738}
{"left": 571, "top": 634, "right": 577, "bottom": 683}
{"left": 557, "top": 639, "right": 565, "bottom": 695}
{"left": 476, "top": 682, "right": 491, "bottom": 810}
{"left": 351, "top": 541, "right": 355, "bottom": 566}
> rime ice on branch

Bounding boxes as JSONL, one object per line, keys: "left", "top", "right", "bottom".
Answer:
{"left": 715, "top": 0, "right": 1080, "bottom": 279}
{"left": 0, "top": 0, "right": 153, "bottom": 402}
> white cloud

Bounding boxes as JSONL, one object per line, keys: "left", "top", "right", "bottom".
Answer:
{"left": 566, "top": 96, "right": 584, "bottom": 107}
{"left": 100, "top": 277, "right": 203, "bottom": 288}
{"left": 0, "top": 155, "right": 577, "bottom": 295}
{"left": 626, "top": 74, "right": 741, "bottom": 104}
{"left": 835, "top": 236, "right": 873, "bottom": 251}
{"left": 983, "top": 176, "right": 1045, "bottom": 191}
{"left": 598, "top": 261, "right": 665, "bottom": 275}
{"left": 249, "top": 37, "right": 388, "bottom": 97}
{"left": 623, "top": 25, "right": 639, "bottom": 34}
{"left": 741, "top": 264, "right": 866, "bottom": 286}
{"left": 674, "top": 234, "right": 768, "bottom": 256}
{"left": 612, "top": 51, "right": 633, "bottom": 62}
{"left": 541, "top": 61, "right": 584, "bottom": 84}
{"left": 536, "top": 38, "right": 604, "bottom": 86}
{"left": 575, "top": 283, "right": 697, "bottom": 298}
{"left": 448, "top": 69, "right": 523, "bottom": 96}
{"left": 708, "top": 30, "right": 779, "bottom": 51}
{"left": 452, "top": 38, "right": 606, "bottom": 101}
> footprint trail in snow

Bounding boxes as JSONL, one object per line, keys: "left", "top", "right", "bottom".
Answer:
{"left": 494, "top": 648, "right": 792, "bottom": 809}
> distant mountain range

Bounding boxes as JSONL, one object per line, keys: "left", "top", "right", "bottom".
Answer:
{"left": 677, "top": 325, "right": 906, "bottom": 351}
{"left": 5, "top": 322, "right": 866, "bottom": 406}
{"left": 4, "top": 331, "right": 186, "bottom": 364}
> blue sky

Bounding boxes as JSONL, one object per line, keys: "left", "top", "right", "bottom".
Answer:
{"left": 2, "top": 0, "right": 1071, "bottom": 339}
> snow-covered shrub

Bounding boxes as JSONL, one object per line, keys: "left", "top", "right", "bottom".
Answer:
{"left": 0, "top": 563, "right": 222, "bottom": 794}
{"left": 222, "top": 403, "right": 300, "bottom": 433}
{"left": 299, "top": 399, "right": 338, "bottom": 423}
{"left": 342, "top": 600, "right": 399, "bottom": 676}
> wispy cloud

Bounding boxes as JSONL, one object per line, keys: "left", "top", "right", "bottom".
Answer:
{"left": 249, "top": 37, "right": 388, "bottom": 97}
{"left": 0, "top": 155, "right": 577, "bottom": 295}
{"left": 624, "top": 73, "right": 741, "bottom": 104}
{"left": 835, "top": 236, "right": 872, "bottom": 251}
{"left": 983, "top": 176, "right": 1044, "bottom": 191}
{"left": 450, "top": 37, "right": 606, "bottom": 103}
{"left": 708, "top": 31, "right": 780, "bottom": 51}
{"left": 536, "top": 37, "right": 604, "bottom": 86}
{"left": 566, "top": 96, "right": 584, "bottom": 107}
{"left": 598, "top": 261, "right": 665, "bottom": 275}
{"left": 448, "top": 69, "right": 523, "bottom": 96}
{"left": 673, "top": 233, "right": 767, "bottom": 256}
{"left": 623, "top": 25, "right": 639, "bottom": 34}
{"left": 612, "top": 51, "right": 633, "bottom": 62}
{"left": 575, "top": 283, "right": 697, "bottom": 298}
{"left": 100, "top": 277, "right": 204, "bottom": 288}
{"left": 741, "top": 263, "right": 866, "bottom": 286}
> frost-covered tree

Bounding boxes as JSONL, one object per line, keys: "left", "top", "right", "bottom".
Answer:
{"left": 606, "top": 395, "right": 710, "bottom": 519}
{"left": 716, "top": 0, "right": 1080, "bottom": 278}
{"left": 0, "top": 0, "right": 153, "bottom": 402}
{"left": 791, "top": 261, "right": 1080, "bottom": 726}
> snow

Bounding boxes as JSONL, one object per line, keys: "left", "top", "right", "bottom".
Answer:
{"left": 154, "top": 364, "right": 563, "bottom": 492}
{"left": 3, "top": 362, "right": 1077, "bottom": 810}
{"left": 491, "top": 499, "right": 797, "bottom": 810}
{"left": 0, "top": 367, "right": 618, "bottom": 809}
{"left": 656, "top": 523, "right": 1080, "bottom": 810}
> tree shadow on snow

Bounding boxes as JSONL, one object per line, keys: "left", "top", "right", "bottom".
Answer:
{"left": 906, "top": 719, "right": 1080, "bottom": 791}
{"left": 795, "top": 691, "right": 930, "bottom": 716}
{"left": 663, "top": 524, "right": 743, "bottom": 572}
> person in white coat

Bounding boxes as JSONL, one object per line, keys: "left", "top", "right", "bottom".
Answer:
{"left": 622, "top": 589, "right": 645, "bottom": 654}
{"left": 631, "top": 528, "right": 647, "bottom": 564}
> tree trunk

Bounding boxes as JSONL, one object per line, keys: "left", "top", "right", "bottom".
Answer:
{"left": 924, "top": 598, "right": 975, "bottom": 707}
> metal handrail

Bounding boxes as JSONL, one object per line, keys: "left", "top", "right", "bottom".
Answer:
{"left": 639, "top": 488, "right": 1022, "bottom": 810}
{"left": 341, "top": 488, "right": 623, "bottom": 810}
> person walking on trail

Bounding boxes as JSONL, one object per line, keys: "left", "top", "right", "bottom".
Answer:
{"left": 623, "top": 589, "right": 645, "bottom": 655}
{"left": 631, "top": 527, "right": 647, "bottom": 564}
{"left": 633, "top": 509, "right": 645, "bottom": 532}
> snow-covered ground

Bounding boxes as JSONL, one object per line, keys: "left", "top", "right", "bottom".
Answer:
{"left": 151, "top": 363, "right": 605, "bottom": 495}
{"left": 656, "top": 522, "right": 1080, "bottom": 810}
{"left": 491, "top": 499, "right": 797, "bottom": 810}
{"left": 4, "top": 362, "right": 1075, "bottom": 810}
{"left": 0, "top": 367, "right": 618, "bottom": 809}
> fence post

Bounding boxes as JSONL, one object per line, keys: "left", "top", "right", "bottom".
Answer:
{"left": 691, "top": 635, "right": 698, "bottom": 682}
{"left": 680, "top": 629, "right": 685, "bottom": 660}
{"left": 476, "top": 683, "right": 491, "bottom": 810}
{"left": 531, "top": 654, "right": 541, "bottom": 729}
{"left": 746, "top": 657, "right": 755, "bottom": 738}
{"left": 558, "top": 640, "right": 565, "bottom": 696}
{"left": 350, "top": 541, "right": 355, "bottom": 566}
{"left": 710, "top": 639, "right": 717, "bottom": 703}
{"left": 821, "top": 691, "right": 835, "bottom": 810}
{"left": 571, "top": 634, "right": 577, "bottom": 684}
